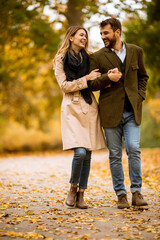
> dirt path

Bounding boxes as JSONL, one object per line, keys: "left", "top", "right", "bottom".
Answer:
{"left": 0, "top": 150, "right": 160, "bottom": 240}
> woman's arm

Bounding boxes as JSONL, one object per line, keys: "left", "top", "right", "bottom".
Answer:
{"left": 54, "top": 56, "right": 101, "bottom": 93}
{"left": 54, "top": 56, "right": 88, "bottom": 93}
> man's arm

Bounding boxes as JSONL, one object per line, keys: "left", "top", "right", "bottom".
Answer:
{"left": 88, "top": 54, "right": 122, "bottom": 91}
{"left": 87, "top": 54, "right": 112, "bottom": 91}
{"left": 138, "top": 48, "right": 149, "bottom": 100}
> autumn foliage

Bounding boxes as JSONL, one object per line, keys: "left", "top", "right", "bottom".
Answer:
{"left": 0, "top": 149, "right": 159, "bottom": 239}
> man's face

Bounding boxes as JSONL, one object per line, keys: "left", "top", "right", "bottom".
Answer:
{"left": 100, "top": 24, "right": 118, "bottom": 48}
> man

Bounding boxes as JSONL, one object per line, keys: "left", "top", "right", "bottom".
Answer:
{"left": 87, "top": 18, "right": 149, "bottom": 209}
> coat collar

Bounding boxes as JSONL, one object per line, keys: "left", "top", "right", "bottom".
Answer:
{"left": 103, "top": 43, "right": 134, "bottom": 76}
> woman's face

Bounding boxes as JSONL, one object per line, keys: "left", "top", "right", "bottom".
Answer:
{"left": 70, "top": 29, "right": 88, "bottom": 52}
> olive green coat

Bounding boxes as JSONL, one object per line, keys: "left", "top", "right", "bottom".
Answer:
{"left": 87, "top": 43, "right": 149, "bottom": 128}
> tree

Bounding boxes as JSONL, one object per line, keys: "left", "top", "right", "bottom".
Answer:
{"left": 0, "top": 0, "right": 61, "bottom": 129}
{"left": 51, "top": 0, "right": 105, "bottom": 27}
{"left": 51, "top": 0, "right": 149, "bottom": 27}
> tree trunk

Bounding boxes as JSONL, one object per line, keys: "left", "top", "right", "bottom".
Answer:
{"left": 65, "top": 0, "right": 83, "bottom": 26}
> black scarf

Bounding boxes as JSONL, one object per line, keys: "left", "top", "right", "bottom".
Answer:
{"left": 63, "top": 49, "right": 92, "bottom": 105}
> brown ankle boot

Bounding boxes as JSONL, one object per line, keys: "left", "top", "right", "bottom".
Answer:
{"left": 117, "top": 194, "right": 130, "bottom": 209}
{"left": 132, "top": 191, "right": 148, "bottom": 206}
{"left": 65, "top": 185, "right": 77, "bottom": 207}
{"left": 76, "top": 191, "right": 88, "bottom": 209}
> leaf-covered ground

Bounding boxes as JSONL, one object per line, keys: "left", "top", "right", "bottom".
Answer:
{"left": 0, "top": 149, "right": 159, "bottom": 240}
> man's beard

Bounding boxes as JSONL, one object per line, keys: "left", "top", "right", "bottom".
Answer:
{"left": 103, "top": 34, "right": 117, "bottom": 48}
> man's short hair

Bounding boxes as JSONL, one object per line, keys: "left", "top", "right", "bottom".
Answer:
{"left": 100, "top": 18, "right": 122, "bottom": 33}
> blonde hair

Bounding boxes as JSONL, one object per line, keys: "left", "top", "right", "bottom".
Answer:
{"left": 53, "top": 26, "right": 89, "bottom": 65}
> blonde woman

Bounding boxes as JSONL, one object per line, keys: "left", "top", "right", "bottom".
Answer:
{"left": 53, "top": 26, "right": 106, "bottom": 209}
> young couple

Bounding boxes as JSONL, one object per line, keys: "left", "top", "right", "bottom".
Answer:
{"left": 54, "top": 18, "right": 149, "bottom": 209}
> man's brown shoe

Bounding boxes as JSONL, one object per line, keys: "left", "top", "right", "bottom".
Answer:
{"left": 65, "top": 185, "right": 77, "bottom": 207}
{"left": 117, "top": 194, "right": 130, "bottom": 209}
{"left": 132, "top": 191, "right": 148, "bottom": 206}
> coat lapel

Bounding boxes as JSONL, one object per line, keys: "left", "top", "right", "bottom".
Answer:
{"left": 103, "top": 44, "right": 134, "bottom": 74}
{"left": 125, "top": 43, "right": 134, "bottom": 77}
{"left": 104, "top": 48, "right": 120, "bottom": 70}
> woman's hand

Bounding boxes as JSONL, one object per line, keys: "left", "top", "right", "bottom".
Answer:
{"left": 86, "top": 69, "right": 101, "bottom": 81}
{"left": 108, "top": 68, "right": 122, "bottom": 82}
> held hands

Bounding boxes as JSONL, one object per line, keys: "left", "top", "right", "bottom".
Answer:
{"left": 108, "top": 68, "right": 122, "bottom": 82}
{"left": 86, "top": 69, "right": 101, "bottom": 81}
{"left": 86, "top": 68, "right": 121, "bottom": 82}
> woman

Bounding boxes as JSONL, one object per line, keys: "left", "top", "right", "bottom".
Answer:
{"left": 54, "top": 26, "right": 106, "bottom": 209}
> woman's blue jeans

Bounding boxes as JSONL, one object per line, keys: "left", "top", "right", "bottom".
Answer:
{"left": 69, "top": 148, "right": 91, "bottom": 189}
{"left": 104, "top": 110, "right": 142, "bottom": 196}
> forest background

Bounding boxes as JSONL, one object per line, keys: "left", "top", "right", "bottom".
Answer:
{"left": 0, "top": 0, "right": 160, "bottom": 153}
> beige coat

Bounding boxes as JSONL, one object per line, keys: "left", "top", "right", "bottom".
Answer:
{"left": 54, "top": 55, "right": 106, "bottom": 151}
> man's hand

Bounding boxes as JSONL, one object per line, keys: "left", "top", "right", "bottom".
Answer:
{"left": 108, "top": 68, "right": 119, "bottom": 74}
{"left": 108, "top": 68, "right": 122, "bottom": 82}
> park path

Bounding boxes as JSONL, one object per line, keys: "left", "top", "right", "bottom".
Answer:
{"left": 0, "top": 150, "right": 160, "bottom": 240}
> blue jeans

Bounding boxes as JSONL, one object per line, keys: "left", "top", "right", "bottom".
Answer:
{"left": 69, "top": 148, "right": 91, "bottom": 189}
{"left": 104, "top": 110, "right": 142, "bottom": 196}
